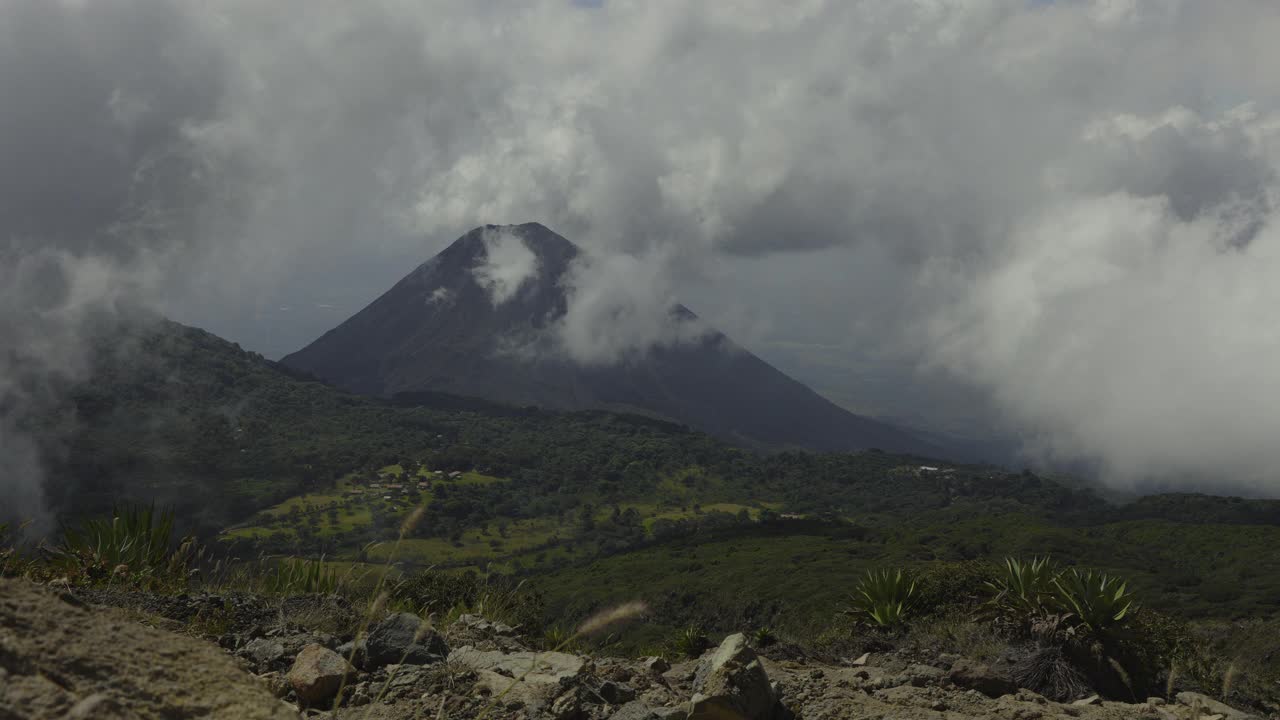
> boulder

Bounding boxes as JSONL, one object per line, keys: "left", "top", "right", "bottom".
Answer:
{"left": 449, "top": 646, "right": 589, "bottom": 712}
{"left": 688, "top": 633, "right": 779, "bottom": 720}
{"left": 449, "top": 646, "right": 587, "bottom": 683}
{"left": 286, "top": 644, "right": 354, "bottom": 705}
{"left": 365, "top": 613, "right": 448, "bottom": 667}
{"left": 240, "top": 637, "right": 287, "bottom": 670}
{"left": 335, "top": 637, "right": 366, "bottom": 669}
{"left": 644, "top": 656, "right": 672, "bottom": 674}
{"left": 1176, "top": 692, "right": 1258, "bottom": 719}
{"left": 948, "top": 658, "right": 1017, "bottom": 698}
{"left": 599, "top": 680, "right": 637, "bottom": 704}
{"left": 0, "top": 578, "right": 297, "bottom": 719}
{"left": 902, "top": 663, "right": 947, "bottom": 687}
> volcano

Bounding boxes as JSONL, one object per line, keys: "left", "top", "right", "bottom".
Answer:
{"left": 281, "top": 223, "right": 932, "bottom": 454}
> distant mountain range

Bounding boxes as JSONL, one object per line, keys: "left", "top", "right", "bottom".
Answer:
{"left": 281, "top": 222, "right": 936, "bottom": 455}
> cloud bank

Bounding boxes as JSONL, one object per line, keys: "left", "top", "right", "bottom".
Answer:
{"left": 2, "top": 0, "right": 1280, "bottom": 496}
{"left": 555, "top": 249, "right": 710, "bottom": 366}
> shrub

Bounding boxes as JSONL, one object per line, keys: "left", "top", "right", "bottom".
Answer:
{"left": 51, "top": 505, "right": 199, "bottom": 589}
{"left": 751, "top": 626, "right": 778, "bottom": 648}
{"left": 541, "top": 625, "right": 583, "bottom": 652}
{"left": 670, "top": 625, "right": 711, "bottom": 658}
{"left": 1010, "top": 645, "right": 1092, "bottom": 701}
{"left": 847, "top": 568, "right": 917, "bottom": 628}
{"left": 393, "top": 569, "right": 545, "bottom": 635}
{"left": 261, "top": 557, "right": 342, "bottom": 595}
{"left": 394, "top": 568, "right": 481, "bottom": 616}
{"left": 915, "top": 560, "right": 1000, "bottom": 618}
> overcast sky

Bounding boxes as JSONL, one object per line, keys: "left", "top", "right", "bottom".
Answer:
{"left": 4, "top": 0, "right": 1280, "bottom": 498}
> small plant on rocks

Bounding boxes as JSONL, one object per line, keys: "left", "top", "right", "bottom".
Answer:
{"left": 751, "top": 626, "right": 778, "bottom": 648}
{"left": 846, "top": 568, "right": 917, "bottom": 628}
{"left": 670, "top": 625, "right": 711, "bottom": 658}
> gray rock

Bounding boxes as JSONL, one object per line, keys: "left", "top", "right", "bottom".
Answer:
{"left": 241, "top": 638, "right": 287, "bottom": 669}
{"left": 335, "top": 638, "right": 366, "bottom": 668}
{"left": 653, "top": 708, "right": 689, "bottom": 720}
{"left": 550, "top": 689, "right": 583, "bottom": 720}
{"left": 904, "top": 663, "right": 946, "bottom": 687}
{"left": 286, "top": 643, "right": 354, "bottom": 705}
{"left": 599, "top": 680, "right": 637, "bottom": 704}
{"left": 608, "top": 700, "right": 658, "bottom": 720}
{"left": 366, "top": 613, "right": 448, "bottom": 667}
{"left": 449, "top": 645, "right": 587, "bottom": 682}
{"left": 948, "top": 658, "right": 1017, "bottom": 698}
{"left": 644, "top": 656, "right": 671, "bottom": 674}
{"left": 449, "top": 646, "right": 589, "bottom": 713}
{"left": 1072, "top": 694, "right": 1101, "bottom": 706}
{"left": 456, "top": 613, "right": 518, "bottom": 637}
{"left": 688, "top": 633, "right": 778, "bottom": 720}
{"left": 1176, "top": 691, "right": 1258, "bottom": 719}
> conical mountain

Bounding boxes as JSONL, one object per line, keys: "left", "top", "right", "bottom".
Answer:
{"left": 281, "top": 223, "right": 931, "bottom": 454}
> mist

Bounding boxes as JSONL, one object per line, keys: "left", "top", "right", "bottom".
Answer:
{"left": 2, "top": 0, "right": 1280, "bottom": 501}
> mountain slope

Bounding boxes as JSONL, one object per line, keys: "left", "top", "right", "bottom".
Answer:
{"left": 281, "top": 222, "right": 931, "bottom": 454}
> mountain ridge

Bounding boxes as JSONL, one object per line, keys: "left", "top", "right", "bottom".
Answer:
{"left": 281, "top": 223, "right": 935, "bottom": 455}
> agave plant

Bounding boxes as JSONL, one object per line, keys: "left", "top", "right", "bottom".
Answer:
{"left": 986, "top": 556, "right": 1060, "bottom": 618}
{"left": 848, "top": 568, "right": 917, "bottom": 628}
{"left": 751, "top": 626, "right": 778, "bottom": 648}
{"left": 1052, "top": 568, "right": 1136, "bottom": 632}
{"left": 670, "top": 625, "right": 711, "bottom": 658}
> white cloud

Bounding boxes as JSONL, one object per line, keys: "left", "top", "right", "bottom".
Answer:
{"left": 427, "top": 287, "right": 454, "bottom": 306}
{"left": 554, "top": 249, "right": 709, "bottom": 366}
{"left": 470, "top": 228, "right": 539, "bottom": 306}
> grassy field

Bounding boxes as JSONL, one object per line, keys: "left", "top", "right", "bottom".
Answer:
{"left": 528, "top": 506, "right": 1280, "bottom": 649}
{"left": 221, "top": 465, "right": 789, "bottom": 574}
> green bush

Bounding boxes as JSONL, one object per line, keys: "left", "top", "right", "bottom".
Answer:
{"left": 261, "top": 557, "right": 342, "bottom": 595}
{"left": 394, "top": 568, "right": 481, "bottom": 615}
{"left": 847, "top": 568, "right": 917, "bottom": 628}
{"left": 915, "top": 560, "right": 999, "bottom": 617}
{"left": 52, "top": 505, "right": 198, "bottom": 588}
{"left": 393, "top": 569, "right": 545, "bottom": 635}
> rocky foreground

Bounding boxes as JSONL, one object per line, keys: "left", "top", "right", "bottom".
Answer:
{"left": 0, "top": 579, "right": 1262, "bottom": 720}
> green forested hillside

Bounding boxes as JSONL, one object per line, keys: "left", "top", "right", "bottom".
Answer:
{"left": 35, "top": 316, "right": 1280, "bottom": 635}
